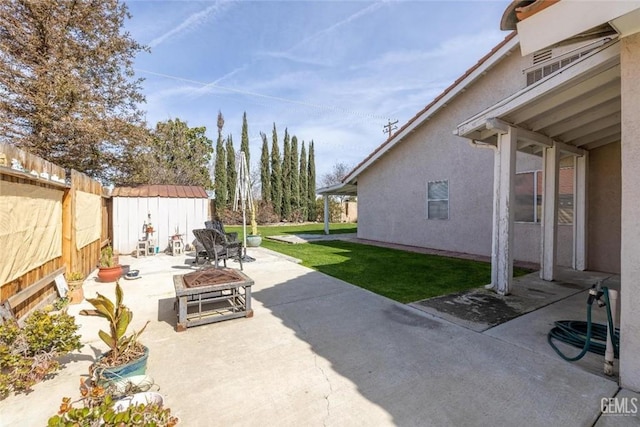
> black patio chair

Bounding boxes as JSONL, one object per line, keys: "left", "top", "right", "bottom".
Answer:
{"left": 193, "top": 228, "right": 243, "bottom": 270}
{"left": 205, "top": 220, "right": 239, "bottom": 243}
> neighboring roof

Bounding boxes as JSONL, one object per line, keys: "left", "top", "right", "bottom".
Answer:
{"left": 112, "top": 185, "right": 208, "bottom": 198}
{"left": 343, "top": 31, "right": 518, "bottom": 185}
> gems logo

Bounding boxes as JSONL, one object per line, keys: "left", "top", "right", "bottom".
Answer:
{"left": 601, "top": 397, "right": 639, "bottom": 416}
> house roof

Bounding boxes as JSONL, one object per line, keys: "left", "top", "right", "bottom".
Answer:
{"left": 111, "top": 185, "right": 208, "bottom": 198}
{"left": 343, "top": 31, "right": 518, "bottom": 185}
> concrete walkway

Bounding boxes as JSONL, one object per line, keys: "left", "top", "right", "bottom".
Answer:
{"left": 0, "top": 248, "right": 637, "bottom": 426}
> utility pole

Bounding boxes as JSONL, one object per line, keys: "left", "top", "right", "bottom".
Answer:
{"left": 383, "top": 119, "right": 398, "bottom": 139}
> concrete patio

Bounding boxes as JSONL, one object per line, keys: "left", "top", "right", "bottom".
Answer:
{"left": 1, "top": 247, "right": 637, "bottom": 426}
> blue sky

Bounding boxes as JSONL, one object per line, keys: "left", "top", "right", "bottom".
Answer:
{"left": 125, "top": 0, "right": 512, "bottom": 181}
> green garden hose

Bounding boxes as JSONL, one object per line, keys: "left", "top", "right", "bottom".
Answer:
{"left": 547, "top": 286, "right": 620, "bottom": 362}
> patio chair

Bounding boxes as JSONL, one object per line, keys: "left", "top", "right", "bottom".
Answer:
{"left": 193, "top": 228, "right": 243, "bottom": 270}
{"left": 205, "top": 220, "right": 239, "bottom": 242}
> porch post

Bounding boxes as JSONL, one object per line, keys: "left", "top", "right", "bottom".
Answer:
{"left": 620, "top": 31, "right": 640, "bottom": 392}
{"left": 573, "top": 153, "right": 588, "bottom": 270}
{"left": 490, "top": 126, "right": 517, "bottom": 295}
{"left": 540, "top": 143, "right": 560, "bottom": 281}
{"left": 323, "top": 195, "right": 329, "bottom": 235}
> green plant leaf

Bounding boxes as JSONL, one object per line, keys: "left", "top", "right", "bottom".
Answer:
{"left": 115, "top": 309, "right": 132, "bottom": 340}
{"left": 98, "top": 330, "right": 116, "bottom": 350}
{"left": 115, "top": 281, "right": 123, "bottom": 309}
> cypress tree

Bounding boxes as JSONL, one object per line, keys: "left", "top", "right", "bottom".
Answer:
{"left": 270, "top": 123, "right": 282, "bottom": 219}
{"left": 226, "top": 134, "right": 236, "bottom": 209}
{"left": 282, "top": 129, "right": 292, "bottom": 220}
{"left": 214, "top": 112, "right": 227, "bottom": 213}
{"left": 290, "top": 136, "right": 300, "bottom": 218}
{"left": 260, "top": 132, "right": 271, "bottom": 203}
{"left": 240, "top": 111, "right": 250, "bottom": 176}
{"left": 307, "top": 141, "right": 317, "bottom": 221}
{"left": 299, "top": 141, "right": 308, "bottom": 222}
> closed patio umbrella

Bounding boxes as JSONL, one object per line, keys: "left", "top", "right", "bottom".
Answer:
{"left": 233, "top": 151, "right": 255, "bottom": 262}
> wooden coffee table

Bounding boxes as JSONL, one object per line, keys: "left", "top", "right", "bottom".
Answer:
{"left": 173, "top": 267, "right": 254, "bottom": 331}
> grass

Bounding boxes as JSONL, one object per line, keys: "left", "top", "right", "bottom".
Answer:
{"left": 227, "top": 222, "right": 356, "bottom": 237}
{"left": 227, "top": 223, "right": 532, "bottom": 303}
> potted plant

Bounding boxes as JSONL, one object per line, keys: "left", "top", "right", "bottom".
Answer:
{"left": 246, "top": 205, "right": 262, "bottom": 247}
{"left": 80, "top": 282, "right": 150, "bottom": 384}
{"left": 172, "top": 226, "right": 182, "bottom": 241}
{"left": 97, "top": 246, "right": 122, "bottom": 283}
{"left": 48, "top": 381, "right": 178, "bottom": 426}
{"left": 64, "top": 271, "right": 85, "bottom": 304}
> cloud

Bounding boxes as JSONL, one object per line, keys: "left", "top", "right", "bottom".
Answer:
{"left": 263, "top": 2, "right": 388, "bottom": 66}
{"left": 148, "top": 1, "right": 233, "bottom": 48}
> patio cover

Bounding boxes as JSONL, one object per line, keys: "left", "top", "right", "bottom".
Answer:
{"left": 317, "top": 182, "right": 357, "bottom": 235}
{"left": 455, "top": 38, "right": 621, "bottom": 295}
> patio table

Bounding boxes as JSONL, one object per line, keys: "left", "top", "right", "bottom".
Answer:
{"left": 173, "top": 267, "right": 254, "bottom": 331}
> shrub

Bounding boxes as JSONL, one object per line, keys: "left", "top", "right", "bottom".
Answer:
{"left": 0, "top": 310, "right": 83, "bottom": 399}
{"left": 48, "top": 383, "right": 179, "bottom": 427}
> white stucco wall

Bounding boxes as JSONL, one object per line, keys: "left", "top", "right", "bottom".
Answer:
{"left": 356, "top": 44, "right": 574, "bottom": 266}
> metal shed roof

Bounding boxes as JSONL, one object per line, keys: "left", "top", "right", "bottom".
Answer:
{"left": 111, "top": 185, "right": 209, "bottom": 198}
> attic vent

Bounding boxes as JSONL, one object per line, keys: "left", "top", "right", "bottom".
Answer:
{"left": 533, "top": 49, "right": 552, "bottom": 65}
{"left": 524, "top": 38, "right": 612, "bottom": 86}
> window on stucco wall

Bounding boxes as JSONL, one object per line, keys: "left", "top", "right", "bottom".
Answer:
{"left": 427, "top": 180, "right": 449, "bottom": 220}
{"left": 514, "top": 167, "right": 574, "bottom": 224}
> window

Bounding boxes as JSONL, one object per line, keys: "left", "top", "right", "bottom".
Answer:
{"left": 427, "top": 180, "right": 449, "bottom": 220}
{"left": 514, "top": 168, "right": 574, "bottom": 224}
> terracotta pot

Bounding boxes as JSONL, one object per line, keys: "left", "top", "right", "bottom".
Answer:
{"left": 97, "top": 265, "right": 123, "bottom": 282}
{"left": 67, "top": 279, "right": 84, "bottom": 304}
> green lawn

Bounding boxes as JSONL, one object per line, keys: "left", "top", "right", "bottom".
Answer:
{"left": 227, "top": 223, "right": 532, "bottom": 303}
{"left": 227, "top": 222, "right": 356, "bottom": 237}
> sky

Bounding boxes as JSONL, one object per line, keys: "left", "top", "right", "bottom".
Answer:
{"left": 124, "top": 0, "right": 513, "bottom": 183}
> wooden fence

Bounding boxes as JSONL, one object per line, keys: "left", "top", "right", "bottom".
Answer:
{"left": 0, "top": 143, "right": 110, "bottom": 320}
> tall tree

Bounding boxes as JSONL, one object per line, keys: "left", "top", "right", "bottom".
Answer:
{"left": 142, "top": 118, "right": 213, "bottom": 187}
{"left": 290, "top": 136, "right": 300, "bottom": 217}
{"left": 0, "top": 0, "right": 147, "bottom": 183}
{"left": 226, "top": 135, "right": 237, "bottom": 208}
{"left": 270, "top": 124, "right": 282, "bottom": 219}
{"left": 307, "top": 141, "right": 317, "bottom": 221}
{"left": 240, "top": 111, "right": 250, "bottom": 176}
{"left": 321, "top": 162, "right": 351, "bottom": 187}
{"left": 281, "top": 129, "right": 292, "bottom": 220}
{"left": 299, "top": 141, "right": 308, "bottom": 222}
{"left": 260, "top": 132, "right": 271, "bottom": 203}
{"left": 214, "top": 112, "right": 227, "bottom": 213}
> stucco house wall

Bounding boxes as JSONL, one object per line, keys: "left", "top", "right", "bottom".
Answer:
{"left": 356, "top": 40, "right": 575, "bottom": 265}
{"left": 588, "top": 141, "right": 621, "bottom": 273}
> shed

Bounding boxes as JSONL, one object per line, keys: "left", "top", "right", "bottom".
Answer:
{"left": 111, "top": 185, "right": 209, "bottom": 255}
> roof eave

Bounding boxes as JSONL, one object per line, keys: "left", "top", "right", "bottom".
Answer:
{"left": 343, "top": 32, "right": 519, "bottom": 185}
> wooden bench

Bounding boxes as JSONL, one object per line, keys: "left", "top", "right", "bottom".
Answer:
{"left": 1, "top": 266, "right": 66, "bottom": 324}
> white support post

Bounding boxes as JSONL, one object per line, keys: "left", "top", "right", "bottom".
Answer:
{"left": 541, "top": 143, "right": 560, "bottom": 281}
{"left": 323, "top": 195, "right": 330, "bottom": 235}
{"left": 490, "top": 127, "right": 517, "bottom": 295}
{"left": 573, "top": 153, "right": 588, "bottom": 270}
